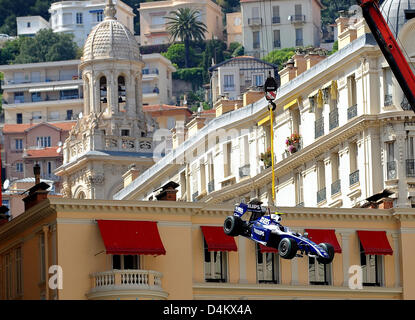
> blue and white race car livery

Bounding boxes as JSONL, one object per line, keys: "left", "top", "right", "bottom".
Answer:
{"left": 224, "top": 202, "right": 335, "bottom": 264}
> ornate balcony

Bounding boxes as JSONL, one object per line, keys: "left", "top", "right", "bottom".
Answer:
{"left": 317, "top": 187, "right": 326, "bottom": 204}
{"left": 384, "top": 94, "right": 393, "bottom": 107}
{"left": 315, "top": 117, "right": 324, "bottom": 139}
{"left": 289, "top": 15, "right": 306, "bottom": 24}
{"left": 347, "top": 104, "right": 357, "bottom": 120}
{"left": 273, "top": 40, "right": 281, "bottom": 48}
{"left": 272, "top": 16, "right": 281, "bottom": 24}
{"left": 87, "top": 269, "right": 168, "bottom": 300}
{"left": 239, "top": 164, "right": 250, "bottom": 178}
{"left": 349, "top": 170, "right": 359, "bottom": 186}
{"left": 248, "top": 17, "right": 262, "bottom": 26}
{"left": 331, "top": 179, "right": 341, "bottom": 196}
{"left": 406, "top": 159, "right": 415, "bottom": 177}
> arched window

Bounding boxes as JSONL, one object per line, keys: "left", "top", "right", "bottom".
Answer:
{"left": 118, "top": 75, "right": 126, "bottom": 112}
{"left": 99, "top": 76, "right": 107, "bottom": 112}
{"left": 77, "top": 191, "right": 86, "bottom": 199}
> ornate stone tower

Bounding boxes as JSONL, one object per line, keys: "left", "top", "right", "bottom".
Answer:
{"left": 56, "top": 0, "right": 158, "bottom": 199}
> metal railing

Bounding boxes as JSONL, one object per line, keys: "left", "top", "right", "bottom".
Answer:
{"left": 273, "top": 40, "right": 281, "bottom": 48}
{"left": 208, "top": 180, "right": 215, "bottom": 193}
{"left": 317, "top": 187, "right": 326, "bottom": 204}
{"left": 347, "top": 104, "right": 357, "bottom": 120}
{"left": 142, "top": 68, "right": 159, "bottom": 75}
{"left": 387, "top": 161, "right": 397, "bottom": 180}
{"left": 253, "top": 42, "right": 260, "bottom": 49}
{"left": 248, "top": 17, "right": 262, "bottom": 26}
{"left": 239, "top": 164, "right": 250, "bottom": 178}
{"left": 296, "top": 39, "right": 304, "bottom": 46}
{"left": 192, "top": 191, "right": 199, "bottom": 202}
{"left": 331, "top": 179, "right": 341, "bottom": 196}
{"left": 272, "top": 16, "right": 281, "bottom": 24}
{"left": 329, "top": 109, "right": 339, "bottom": 131}
{"left": 406, "top": 159, "right": 415, "bottom": 177}
{"left": 289, "top": 15, "right": 306, "bottom": 23}
{"left": 349, "top": 170, "right": 359, "bottom": 186}
{"left": 402, "top": 97, "right": 412, "bottom": 111}
{"left": 384, "top": 94, "right": 393, "bottom": 106}
{"left": 315, "top": 117, "right": 324, "bottom": 139}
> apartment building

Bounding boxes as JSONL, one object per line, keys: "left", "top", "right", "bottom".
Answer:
{"left": 209, "top": 56, "right": 278, "bottom": 104}
{"left": 240, "top": 0, "right": 323, "bottom": 58}
{"left": 16, "top": 16, "right": 50, "bottom": 37}
{"left": 139, "top": 0, "right": 224, "bottom": 46}
{"left": 0, "top": 60, "right": 83, "bottom": 126}
{"left": 49, "top": 0, "right": 135, "bottom": 47}
{"left": 2, "top": 121, "right": 75, "bottom": 184}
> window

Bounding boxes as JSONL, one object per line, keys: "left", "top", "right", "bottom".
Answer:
{"left": 295, "top": 171, "right": 303, "bottom": 206}
{"left": 223, "top": 142, "right": 232, "bottom": 177}
{"left": 207, "top": 153, "right": 215, "bottom": 192}
{"left": 31, "top": 71, "right": 41, "bottom": 82}
{"left": 295, "top": 28, "right": 303, "bottom": 46}
{"left": 112, "top": 255, "right": 139, "bottom": 270}
{"left": 66, "top": 109, "right": 73, "bottom": 120}
{"left": 252, "top": 74, "right": 264, "bottom": 87}
{"left": 317, "top": 160, "right": 326, "bottom": 203}
{"left": 63, "top": 13, "right": 72, "bottom": 25}
{"left": 121, "top": 129, "right": 130, "bottom": 137}
{"left": 37, "top": 136, "right": 51, "bottom": 148}
{"left": 76, "top": 12, "right": 83, "bottom": 25}
{"left": 295, "top": 4, "right": 303, "bottom": 16}
{"left": 49, "top": 111, "right": 60, "bottom": 121}
{"left": 96, "top": 11, "right": 103, "bottom": 22}
{"left": 167, "top": 117, "right": 176, "bottom": 130}
{"left": 200, "top": 160, "right": 206, "bottom": 194}
{"left": 16, "top": 163, "right": 24, "bottom": 173}
{"left": 349, "top": 142, "right": 358, "bottom": 173}
{"left": 31, "top": 92, "right": 42, "bottom": 102}
{"left": 383, "top": 68, "right": 393, "bottom": 106}
{"left": 32, "top": 111, "right": 42, "bottom": 120}
{"left": 100, "top": 76, "right": 107, "bottom": 111}
{"left": 273, "top": 29, "right": 281, "bottom": 48}
{"left": 15, "top": 139, "right": 23, "bottom": 150}
{"left": 253, "top": 31, "right": 260, "bottom": 49}
{"left": 408, "top": 137, "right": 414, "bottom": 159}
{"left": 118, "top": 76, "right": 126, "bottom": 112}
{"left": 240, "top": 135, "right": 250, "bottom": 167}
{"left": 256, "top": 244, "right": 279, "bottom": 283}
{"left": 14, "top": 92, "right": 24, "bottom": 104}
{"left": 3, "top": 253, "right": 12, "bottom": 299}
{"left": 204, "top": 238, "right": 227, "bottom": 282}
{"left": 151, "top": 15, "right": 165, "bottom": 26}
{"left": 252, "top": 7, "right": 259, "bottom": 18}
{"left": 15, "top": 248, "right": 22, "bottom": 296}
{"left": 360, "top": 243, "right": 383, "bottom": 286}
{"left": 348, "top": 75, "right": 357, "bottom": 107}
{"left": 272, "top": 6, "right": 280, "bottom": 21}
{"left": 27, "top": 22, "right": 31, "bottom": 28}
{"left": 47, "top": 162, "right": 52, "bottom": 175}
{"left": 223, "top": 74, "right": 235, "bottom": 92}
{"left": 331, "top": 152, "right": 341, "bottom": 195}
{"left": 309, "top": 256, "right": 332, "bottom": 285}
{"left": 16, "top": 113, "right": 23, "bottom": 124}
{"left": 60, "top": 89, "right": 78, "bottom": 100}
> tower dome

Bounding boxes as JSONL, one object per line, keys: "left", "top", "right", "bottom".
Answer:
{"left": 380, "top": 0, "right": 415, "bottom": 38}
{"left": 82, "top": 0, "right": 140, "bottom": 63}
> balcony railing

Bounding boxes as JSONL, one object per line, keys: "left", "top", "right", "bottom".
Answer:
{"left": 142, "top": 68, "right": 159, "bottom": 75}
{"left": 208, "top": 180, "right": 215, "bottom": 193}
{"left": 329, "top": 109, "right": 339, "bottom": 131}
{"left": 349, "top": 170, "right": 359, "bottom": 186}
{"left": 248, "top": 17, "right": 262, "bottom": 26}
{"left": 272, "top": 16, "right": 281, "bottom": 24}
{"left": 317, "top": 187, "right": 326, "bottom": 204}
{"left": 315, "top": 117, "right": 324, "bottom": 139}
{"left": 88, "top": 269, "right": 166, "bottom": 299}
{"left": 347, "top": 104, "right": 357, "bottom": 120}
{"left": 224, "top": 85, "right": 235, "bottom": 92}
{"left": 253, "top": 42, "right": 260, "bottom": 49}
{"left": 273, "top": 40, "right": 281, "bottom": 48}
{"left": 384, "top": 94, "right": 393, "bottom": 106}
{"left": 239, "top": 164, "right": 250, "bottom": 178}
{"left": 331, "top": 179, "right": 341, "bottom": 196}
{"left": 406, "top": 159, "right": 415, "bottom": 177}
{"left": 192, "top": 191, "right": 199, "bottom": 202}
{"left": 387, "top": 161, "right": 397, "bottom": 180}
{"left": 289, "top": 15, "right": 306, "bottom": 23}
{"left": 296, "top": 39, "right": 304, "bottom": 46}
{"left": 402, "top": 97, "right": 412, "bottom": 111}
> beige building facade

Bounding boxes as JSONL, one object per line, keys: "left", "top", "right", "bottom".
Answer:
{"left": 139, "top": 0, "right": 224, "bottom": 46}
{"left": 226, "top": 12, "right": 243, "bottom": 47}
{"left": 240, "top": 0, "right": 323, "bottom": 58}
{"left": 0, "top": 197, "right": 414, "bottom": 300}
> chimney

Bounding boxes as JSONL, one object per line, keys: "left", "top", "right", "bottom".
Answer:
{"left": 278, "top": 58, "right": 297, "bottom": 85}
{"left": 155, "top": 181, "right": 179, "bottom": 201}
{"left": 305, "top": 52, "right": 326, "bottom": 70}
{"left": 293, "top": 53, "right": 307, "bottom": 76}
{"left": 22, "top": 165, "right": 50, "bottom": 211}
{"left": 122, "top": 164, "right": 140, "bottom": 188}
{"left": 378, "top": 198, "right": 394, "bottom": 209}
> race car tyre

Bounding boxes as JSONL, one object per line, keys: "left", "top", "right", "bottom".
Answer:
{"left": 317, "top": 243, "right": 335, "bottom": 264}
{"left": 278, "top": 238, "right": 298, "bottom": 259}
{"left": 223, "top": 216, "right": 243, "bottom": 237}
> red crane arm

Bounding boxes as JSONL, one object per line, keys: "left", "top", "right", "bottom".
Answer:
{"left": 357, "top": 0, "right": 415, "bottom": 112}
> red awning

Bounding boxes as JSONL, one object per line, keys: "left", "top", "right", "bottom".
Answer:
{"left": 201, "top": 226, "right": 237, "bottom": 252}
{"left": 305, "top": 229, "right": 342, "bottom": 253}
{"left": 259, "top": 244, "right": 278, "bottom": 254}
{"left": 97, "top": 220, "right": 166, "bottom": 255}
{"left": 357, "top": 230, "right": 393, "bottom": 255}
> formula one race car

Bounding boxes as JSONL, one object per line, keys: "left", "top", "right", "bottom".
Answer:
{"left": 223, "top": 201, "right": 335, "bottom": 264}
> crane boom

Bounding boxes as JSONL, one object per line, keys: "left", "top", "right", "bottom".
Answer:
{"left": 356, "top": 0, "right": 415, "bottom": 112}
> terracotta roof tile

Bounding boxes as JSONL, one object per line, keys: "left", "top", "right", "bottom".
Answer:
{"left": 3, "top": 121, "right": 76, "bottom": 134}
{"left": 23, "top": 146, "right": 61, "bottom": 158}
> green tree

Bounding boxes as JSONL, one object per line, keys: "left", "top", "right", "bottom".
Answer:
{"left": 165, "top": 8, "right": 207, "bottom": 68}
{"left": 162, "top": 43, "right": 198, "bottom": 68}
{"left": 263, "top": 48, "right": 296, "bottom": 70}
{"left": 329, "top": 40, "right": 339, "bottom": 55}
{"left": 11, "top": 29, "right": 79, "bottom": 64}
{"left": 0, "top": 37, "right": 24, "bottom": 65}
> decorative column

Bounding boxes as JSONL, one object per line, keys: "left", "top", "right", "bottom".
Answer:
{"left": 340, "top": 231, "right": 352, "bottom": 286}
{"left": 391, "top": 232, "right": 401, "bottom": 288}
{"left": 238, "top": 237, "right": 248, "bottom": 284}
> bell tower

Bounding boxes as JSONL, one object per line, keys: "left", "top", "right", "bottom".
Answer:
{"left": 55, "top": 0, "right": 158, "bottom": 200}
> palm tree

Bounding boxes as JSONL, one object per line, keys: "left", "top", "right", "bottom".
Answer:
{"left": 165, "top": 8, "right": 207, "bottom": 68}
